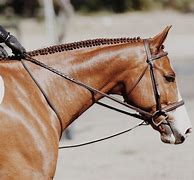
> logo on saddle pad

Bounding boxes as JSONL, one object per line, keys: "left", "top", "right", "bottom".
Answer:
{"left": 0, "top": 76, "right": 5, "bottom": 104}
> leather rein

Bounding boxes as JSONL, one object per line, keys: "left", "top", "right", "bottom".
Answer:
{"left": 19, "top": 39, "right": 184, "bottom": 148}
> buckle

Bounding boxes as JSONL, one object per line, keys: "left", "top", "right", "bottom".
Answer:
{"left": 152, "top": 110, "right": 168, "bottom": 126}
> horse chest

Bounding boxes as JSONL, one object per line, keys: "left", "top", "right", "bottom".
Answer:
{"left": 0, "top": 75, "right": 5, "bottom": 104}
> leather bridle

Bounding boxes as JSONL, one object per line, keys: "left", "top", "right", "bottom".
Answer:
{"left": 20, "top": 39, "right": 184, "bottom": 131}
{"left": 143, "top": 39, "right": 184, "bottom": 126}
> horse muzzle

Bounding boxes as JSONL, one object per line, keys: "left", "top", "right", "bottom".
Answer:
{"left": 153, "top": 107, "right": 192, "bottom": 144}
{"left": 159, "top": 122, "right": 192, "bottom": 144}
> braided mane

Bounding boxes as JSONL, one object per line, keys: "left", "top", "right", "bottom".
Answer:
{"left": 0, "top": 37, "right": 142, "bottom": 61}
{"left": 27, "top": 37, "right": 142, "bottom": 57}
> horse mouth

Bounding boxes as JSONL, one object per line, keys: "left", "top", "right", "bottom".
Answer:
{"left": 159, "top": 123, "right": 192, "bottom": 144}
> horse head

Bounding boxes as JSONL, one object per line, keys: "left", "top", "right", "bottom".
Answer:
{"left": 111, "top": 26, "right": 192, "bottom": 144}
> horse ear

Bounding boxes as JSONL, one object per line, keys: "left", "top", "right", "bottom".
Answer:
{"left": 150, "top": 26, "right": 172, "bottom": 52}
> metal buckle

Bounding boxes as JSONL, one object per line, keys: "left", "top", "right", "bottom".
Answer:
{"left": 152, "top": 110, "right": 168, "bottom": 126}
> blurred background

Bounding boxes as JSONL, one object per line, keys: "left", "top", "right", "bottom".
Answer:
{"left": 0, "top": 1, "right": 194, "bottom": 180}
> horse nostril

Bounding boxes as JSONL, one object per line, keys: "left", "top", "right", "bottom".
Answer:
{"left": 181, "top": 136, "right": 185, "bottom": 143}
{"left": 185, "top": 128, "right": 192, "bottom": 135}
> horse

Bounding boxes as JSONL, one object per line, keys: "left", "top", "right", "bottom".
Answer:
{"left": 0, "top": 26, "right": 192, "bottom": 179}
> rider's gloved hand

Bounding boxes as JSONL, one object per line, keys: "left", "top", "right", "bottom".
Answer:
{"left": 5, "top": 34, "right": 26, "bottom": 56}
{"left": 0, "top": 45, "right": 8, "bottom": 58}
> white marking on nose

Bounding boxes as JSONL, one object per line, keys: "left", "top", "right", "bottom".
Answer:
{"left": 168, "top": 88, "right": 192, "bottom": 143}
{"left": 0, "top": 76, "right": 5, "bottom": 104}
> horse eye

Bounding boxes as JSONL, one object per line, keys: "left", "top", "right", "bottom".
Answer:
{"left": 164, "top": 75, "right": 175, "bottom": 82}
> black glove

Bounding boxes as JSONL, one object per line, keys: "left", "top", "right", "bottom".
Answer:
{"left": 0, "top": 45, "right": 8, "bottom": 58}
{"left": 0, "top": 25, "right": 9, "bottom": 43}
{"left": 5, "top": 34, "right": 26, "bottom": 56}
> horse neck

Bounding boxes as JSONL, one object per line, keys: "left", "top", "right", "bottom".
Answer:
{"left": 31, "top": 43, "right": 142, "bottom": 130}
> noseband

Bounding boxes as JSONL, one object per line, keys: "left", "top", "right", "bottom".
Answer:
{"left": 20, "top": 39, "right": 184, "bottom": 129}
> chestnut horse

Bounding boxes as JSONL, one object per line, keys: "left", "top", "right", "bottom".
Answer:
{"left": 0, "top": 26, "right": 192, "bottom": 179}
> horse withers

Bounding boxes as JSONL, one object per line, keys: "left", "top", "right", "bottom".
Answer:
{"left": 0, "top": 26, "right": 192, "bottom": 179}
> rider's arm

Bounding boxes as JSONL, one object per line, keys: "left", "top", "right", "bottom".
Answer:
{"left": 0, "top": 25, "right": 9, "bottom": 43}
{"left": 0, "top": 25, "right": 26, "bottom": 56}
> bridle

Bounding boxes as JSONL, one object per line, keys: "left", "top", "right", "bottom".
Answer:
{"left": 18, "top": 39, "right": 184, "bottom": 147}
{"left": 143, "top": 39, "right": 184, "bottom": 126}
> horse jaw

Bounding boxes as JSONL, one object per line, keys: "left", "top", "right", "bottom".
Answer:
{"left": 159, "top": 91, "right": 192, "bottom": 144}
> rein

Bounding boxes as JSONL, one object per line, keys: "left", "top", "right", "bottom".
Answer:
{"left": 19, "top": 39, "right": 184, "bottom": 148}
{"left": 21, "top": 55, "right": 153, "bottom": 120}
{"left": 59, "top": 121, "right": 147, "bottom": 149}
